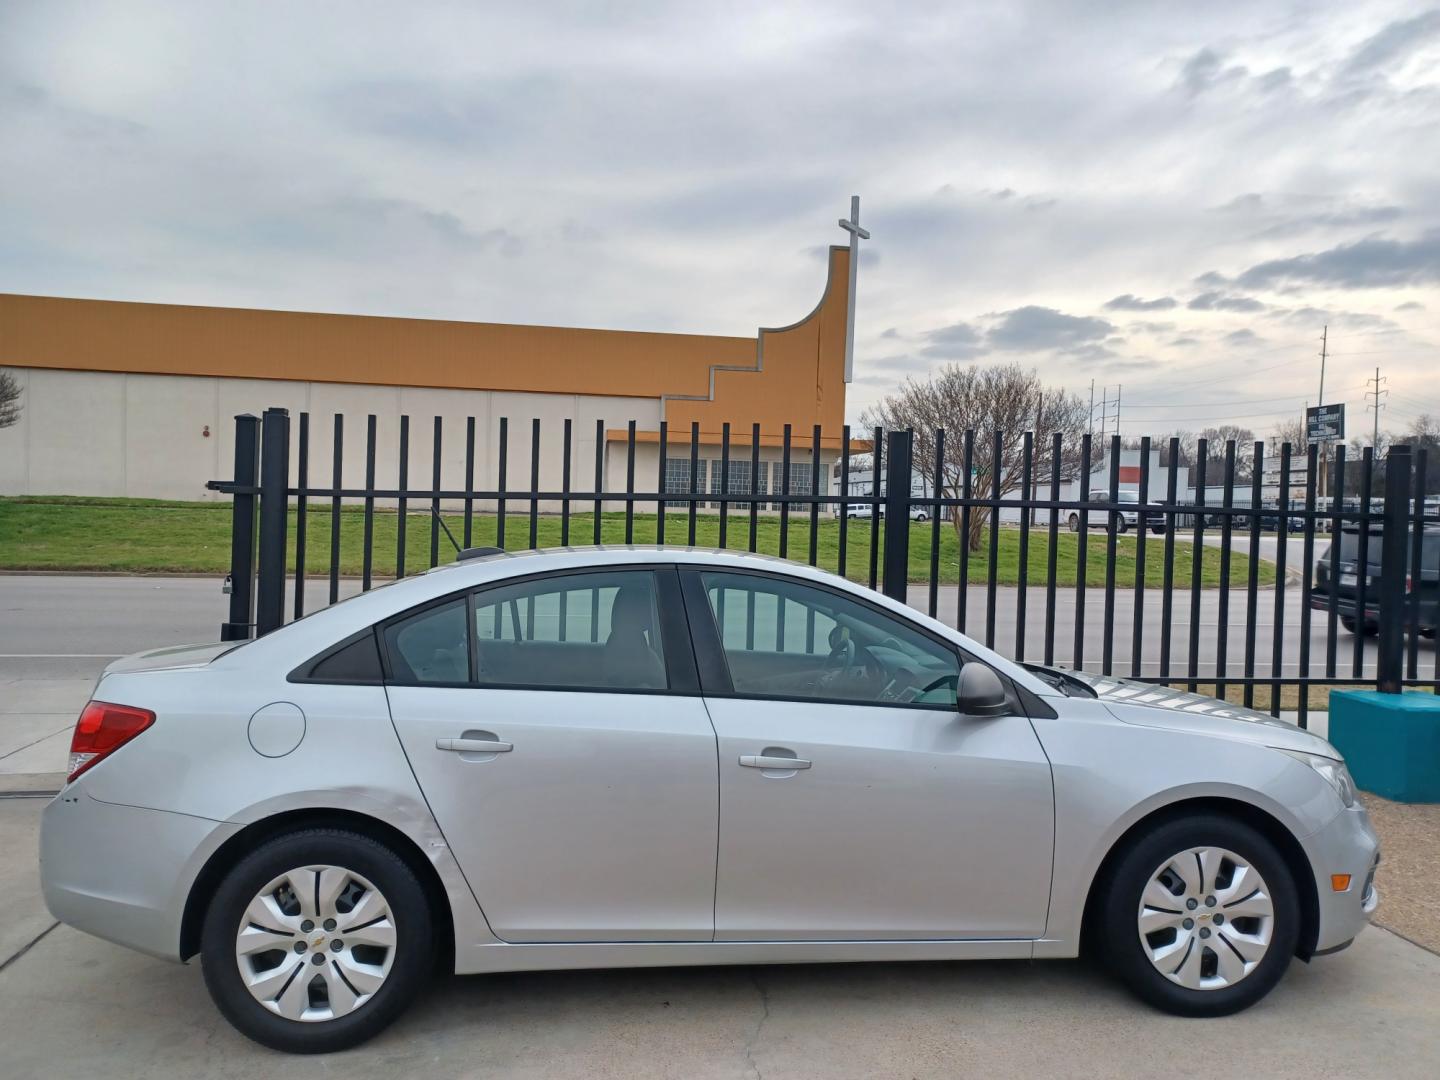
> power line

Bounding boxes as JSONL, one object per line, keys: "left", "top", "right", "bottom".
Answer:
{"left": 1117, "top": 407, "right": 1332, "bottom": 424}
{"left": 1122, "top": 383, "right": 1369, "bottom": 408}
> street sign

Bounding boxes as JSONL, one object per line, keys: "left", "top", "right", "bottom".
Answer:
{"left": 1306, "top": 403, "right": 1345, "bottom": 442}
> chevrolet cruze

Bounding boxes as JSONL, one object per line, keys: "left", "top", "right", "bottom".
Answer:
{"left": 41, "top": 547, "right": 1379, "bottom": 1053}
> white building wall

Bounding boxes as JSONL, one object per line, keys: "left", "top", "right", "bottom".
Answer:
{"left": 0, "top": 367, "right": 661, "bottom": 507}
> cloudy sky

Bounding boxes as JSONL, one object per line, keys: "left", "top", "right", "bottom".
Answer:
{"left": 3, "top": 0, "right": 1437, "bottom": 438}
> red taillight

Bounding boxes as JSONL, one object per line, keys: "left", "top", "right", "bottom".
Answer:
{"left": 68, "top": 701, "right": 154, "bottom": 782}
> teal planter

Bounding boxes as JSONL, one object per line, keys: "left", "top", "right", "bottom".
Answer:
{"left": 1329, "top": 690, "right": 1440, "bottom": 803}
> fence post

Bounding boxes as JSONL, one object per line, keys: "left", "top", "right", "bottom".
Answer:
{"left": 220, "top": 414, "right": 260, "bottom": 641}
{"left": 882, "top": 430, "right": 913, "bottom": 602}
{"left": 1376, "top": 443, "right": 1411, "bottom": 694}
{"left": 255, "top": 407, "right": 292, "bottom": 637}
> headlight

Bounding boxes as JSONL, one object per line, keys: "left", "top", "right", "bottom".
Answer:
{"left": 1275, "top": 748, "right": 1357, "bottom": 808}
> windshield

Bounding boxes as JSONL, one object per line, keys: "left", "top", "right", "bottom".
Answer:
{"left": 1116, "top": 491, "right": 1139, "bottom": 504}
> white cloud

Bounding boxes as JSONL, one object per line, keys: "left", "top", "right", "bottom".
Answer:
{"left": 1, "top": 0, "right": 1436, "bottom": 434}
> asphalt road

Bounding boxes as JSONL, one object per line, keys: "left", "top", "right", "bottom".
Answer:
{"left": 2, "top": 570, "right": 1434, "bottom": 686}
{"left": 4, "top": 570, "right": 1435, "bottom": 780}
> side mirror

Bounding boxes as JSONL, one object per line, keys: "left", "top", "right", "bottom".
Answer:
{"left": 957, "top": 664, "right": 1011, "bottom": 717}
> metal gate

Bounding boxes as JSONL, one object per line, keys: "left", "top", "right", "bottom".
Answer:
{"left": 210, "top": 407, "right": 1438, "bottom": 724}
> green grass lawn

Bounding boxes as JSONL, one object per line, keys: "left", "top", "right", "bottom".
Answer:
{"left": 0, "top": 495, "right": 1274, "bottom": 587}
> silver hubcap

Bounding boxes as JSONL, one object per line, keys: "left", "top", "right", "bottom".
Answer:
{"left": 234, "top": 865, "right": 397, "bottom": 1022}
{"left": 1137, "top": 846, "right": 1274, "bottom": 990}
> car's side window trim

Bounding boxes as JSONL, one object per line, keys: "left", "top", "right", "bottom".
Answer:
{"left": 678, "top": 564, "right": 979, "bottom": 711}
{"left": 677, "top": 566, "right": 734, "bottom": 693}
{"left": 377, "top": 563, "right": 699, "bottom": 696}
{"left": 287, "top": 626, "right": 385, "bottom": 685}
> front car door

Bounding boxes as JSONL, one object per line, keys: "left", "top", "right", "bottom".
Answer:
{"left": 384, "top": 566, "right": 719, "bottom": 943}
{"left": 682, "top": 567, "right": 1054, "bottom": 941}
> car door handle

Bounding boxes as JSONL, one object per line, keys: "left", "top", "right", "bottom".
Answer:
{"left": 436, "top": 737, "right": 513, "bottom": 753}
{"left": 739, "top": 754, "right": 811, "bottom": 770}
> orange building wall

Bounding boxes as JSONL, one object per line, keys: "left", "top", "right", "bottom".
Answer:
{"left": 0, "top": 247, "right": 850, "bottom": 447}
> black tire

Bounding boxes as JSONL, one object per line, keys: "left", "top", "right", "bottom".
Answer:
{"left": 1340, "top": 616, "right": 1379, "bottom": 637}
{"left": 1068, "top": 514, "right": 1080, "bottom": 533}
{"left": 200, "top": 828, "right": 434, "bottom": 1053}
{"left": 1115, "top": 518, "right": 1129, "bottom": 534}
{"left": 1097, "top": 814, "right": 1299, "bottom": 1017}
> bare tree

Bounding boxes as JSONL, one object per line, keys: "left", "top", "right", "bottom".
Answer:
{"left": 1198, "top": 425, "right": 1259, "bottom": 480}
{"left": 1403, "top": 414, "right": 1440, "bottom": 495}
{"left": 1156, "top": 430, "right": 1197, "bottom": 468}
{"left": 861, "top": 362, "right": 1089, "bottom": 550}
{"left": 1269, "top": 416, "right": 1306, "bottom": 451}
{"left": 0, "top": 370, "right": 22, "bottom": 429}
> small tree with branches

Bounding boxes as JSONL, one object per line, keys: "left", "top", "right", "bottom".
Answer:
{"left": 861, "top": 362, "right": 1089, "bottom": 551}
{"left": 0, "top": 370, "right": 22, "bottom": 429}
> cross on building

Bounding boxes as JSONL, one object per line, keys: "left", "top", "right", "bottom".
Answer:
{"left": 837, "top": 195, "right": 869, "bottom": 384}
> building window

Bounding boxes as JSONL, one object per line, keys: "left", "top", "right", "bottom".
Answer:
{"left": 782, "top": 460, "right": 815, "bottom": 509}
{"left": 664, "top": 457, "right": 705, "bottom": 504}
{"left": 708, "top": 456, "right": 756, "bottom": 509}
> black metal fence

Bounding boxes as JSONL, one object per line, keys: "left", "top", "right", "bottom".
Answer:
{"left": 211, "top": 408, "right": 1439, "bottom": 726}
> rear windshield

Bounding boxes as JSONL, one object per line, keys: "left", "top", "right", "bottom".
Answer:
{"left": 1338, "top": 529, "right": 1440, "bottom": 567}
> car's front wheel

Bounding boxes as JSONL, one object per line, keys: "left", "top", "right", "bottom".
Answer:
{"left": 1098, "top": 814, "right": 1299, "bottom": 1017}
{"left": 1340, "top": 616, "right": 1379, "bottom": 636}
{"left": 200, "top": 828, "right": 433, "bottom": 1053}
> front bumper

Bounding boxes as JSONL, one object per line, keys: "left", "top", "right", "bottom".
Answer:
{"left": 40, "top": 788, "right": 239, "bottom": 962}
{"left": 1303, "top": 803, "right": 1381, "bottom": 955}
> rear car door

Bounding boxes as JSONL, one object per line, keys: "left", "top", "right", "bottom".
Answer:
{"left": 682, "top": 567, "right": 1055, "bottom": 941}
{"left": 384, "top": 566, "right": 720, "bottom": 943}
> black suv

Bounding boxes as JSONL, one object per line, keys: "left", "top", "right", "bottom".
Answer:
{"left": 1311, "top": 523, "right": 1440, "bottom": 636}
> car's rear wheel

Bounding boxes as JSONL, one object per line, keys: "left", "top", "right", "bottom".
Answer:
{"left": 1098, "top": 814, "right": 1299, "bottom": 1017}
{"left": 200, "top": 828, "right": 433, "bottom": 1053}
{"left": 1068, "top": 513, "right": 1080, "bottom": 532}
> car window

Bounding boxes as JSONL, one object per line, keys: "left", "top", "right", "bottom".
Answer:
{"left": 383, "top": 599, "right": 469, "bottom": 684}
{"left": 304, "top": 632, "right": 383, "bottom": 683}
{"left": 473, "top": 570, "right": 669, "bottom": 691}
{"left": 699, "top": 571, "right": 961, "bottom": 707}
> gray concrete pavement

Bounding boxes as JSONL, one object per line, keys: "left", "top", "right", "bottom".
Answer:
{"left": 2, "top": 795, "right": 1438, "bottom": 1079}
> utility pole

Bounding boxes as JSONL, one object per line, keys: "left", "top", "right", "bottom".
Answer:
{"left": 1114, "top": 383, "right": 1122, "bottom": 439}
{"left": 1366, "top": 366, "right": 1388, "bottom": 450}
{"left": 1317, "top": 325, "right": 1329, "bottom": 500}
{"left": 1098, "top": 386, "right": 1108, "bottom": 439}
{"left": 1089, "top": 380, "right": 1095, "bottom": 438}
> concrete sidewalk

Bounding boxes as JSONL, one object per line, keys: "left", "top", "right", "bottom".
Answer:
{"left": 3, "top": 799, "right": 1439, "bottom": 1079}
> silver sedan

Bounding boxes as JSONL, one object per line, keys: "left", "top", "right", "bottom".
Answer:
{"left": 40, "top": 547, "right": 1379, "bottom": 1053}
